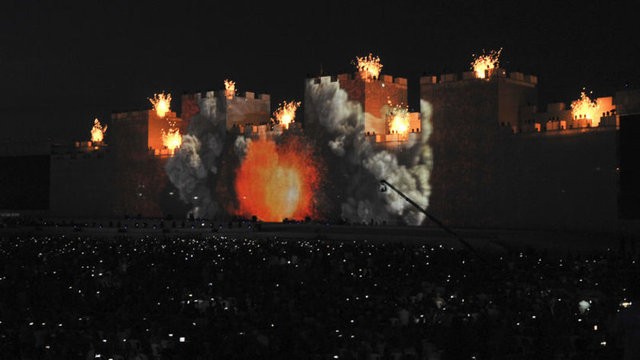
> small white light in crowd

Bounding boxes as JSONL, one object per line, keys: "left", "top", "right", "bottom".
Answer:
{"left": 45, "top": 345, "right": 50, "bottom": 349}
{"left": 600, "top": 341, "right": 607, "bottom": 346}
{"left": 169, "top": 333, "right": 173, "bottom": 337}
{"left": 594, "top": 325, "right": 598, "bottom": 331}
{"left": 95, "top": 355, "right": 101, "bottom": 359}
{"left": 621, "top": 301, "right": 632, "bottom": 308}
{"left": 29, "top": 322, "right": 33, "bottom": 326}
{"left": 179, "top": 337, "right": 185, "bottom": 342}
{"left": 578, "top": 300, "right": 591, "bottom": 314}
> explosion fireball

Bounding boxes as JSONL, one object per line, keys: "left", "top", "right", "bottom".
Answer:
{"left": 471, "top": 48, "right": 502, "bottom": 79}
{"left": 234, "top": 138, "right": 321, "bottom": 222}
{"left": 387, "top": 105, "right": 410, "bottom": 135}
{"left": 90, "top": 118, "right": 107, "bottom": 143}
{"left": 272, "top": 101, "right": 301, "bottom": 129}
{"left": 355, "top": 53, "right": 383, "bottom": 81}
{"left": 571, "top": 91, "right": 600, "bottom": 126}
{"left": 149, "top": 92, "right": 172, "bottom": 118}
{"left": 224, "top": 79, "right": 236, "bottom": 100}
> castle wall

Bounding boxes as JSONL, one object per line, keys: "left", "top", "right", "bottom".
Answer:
{"left": 498, "top": 78, "right": 537, "bottom": 130}
{"left": 506, "top": 129, "right": 618, "bottom": 231}
{"left": 110, "top": 110, "right": 151, "bottom": 160}
{"left": 337, "top": 73, "right": 408, "bottom": 128}
{"left": 421, "top": 72, "right": 619, "bottom": 231}
{"left": 226, "top": 92, "right": 271, "bottom": 129}
{"left": 421, "top": 77, "right": 510, "bottom": 228}
{"left": 147, "top": 111, "right": 181, "bottom": 152}
{"left": 105, "top": 110, "right": 187, "bottom": 218}
{"left": 182, "top": 90, "right": 270, "bottom": 130}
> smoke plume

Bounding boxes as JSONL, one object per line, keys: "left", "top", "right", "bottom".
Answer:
{"left": 165, "top": 94, "right": 226, "bottom": 218}
{"left": 304, "top": 79, "right": 433, "bottom": 225}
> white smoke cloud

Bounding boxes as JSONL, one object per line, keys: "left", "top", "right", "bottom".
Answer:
{"left": 165, "top": 93, "right": 227, "bottom": 219}
{"left": 305, "top": 79, "right": 433, "bottom": 225}
{"left": 234, "top": 135, "right": 252, "bottom": 160}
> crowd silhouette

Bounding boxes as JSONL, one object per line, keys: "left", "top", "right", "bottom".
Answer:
{"left": 1, "top": 222, "right": 639, "bottom": 359}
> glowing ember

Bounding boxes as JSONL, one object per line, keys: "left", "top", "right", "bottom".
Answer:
{"left": 471, "top": 48, "right": 502, "bottom": 79}
{"left": 149, "top": 92, "right": 171, "bottom": 118}
{"left": 90, "top": 118, "right": 107, "bottom": 143}
{"left": 571, "top": 91, "right": 600, "bottom": 126}
{"left": 387, "top": 105, "right": 410, "bottom": 135}
{"left": 235, "top": 138, "right": 321, "bottom": 222}
{"left": 224, "top": 79, "right": 236, "bottom": 99}
{"left": 272, "top": 101, "right": 301, "bottom": 129}
{"left": 162, "top": 123, "right": 182, "bottom": 154}
{"left": 355, "top": 53, "right": 383, "bottom": 81}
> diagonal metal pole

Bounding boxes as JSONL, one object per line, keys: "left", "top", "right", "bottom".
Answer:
{"left": 380, "top": 179, "right": 487, "bottom": 263}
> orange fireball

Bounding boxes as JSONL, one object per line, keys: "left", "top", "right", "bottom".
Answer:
{"left": 234, "top": 138, "right": 321, "bottom": 222}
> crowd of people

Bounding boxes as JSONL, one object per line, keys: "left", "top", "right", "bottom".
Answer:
{"left": 0, "top": 225, "right": 639, "bottom": 359}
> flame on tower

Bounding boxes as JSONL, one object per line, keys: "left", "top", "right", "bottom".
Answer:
{"left": 224, "top": 79, "right": 236, "bottom": 99}
{"left": 162, "top": 121, "right": 182, "bottom": 154}
{"left": 149, "top": 92, "right": 172, "bottom": 118}
{"left": 471, "top": 48, "right": 502, "bottom": 79}
{"left": 90, "top": 118, "right": 107, "bottom": 143}
{"left": 272, "top": 101, "right": 301, "bottom": 129}
{"left": 387, "top": 105, "right": 410, "bottom": 135}
{"left": 571, "top": 91, "right": 600, "bottom": 126}
{"left": 355, "top": 53, "right": 383, "bottom": 81}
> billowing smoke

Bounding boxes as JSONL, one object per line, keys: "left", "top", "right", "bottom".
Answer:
{"left": 166, "top": 80, "right": 432, "bottom": 224}
{"left": 165, "top": 94, "right": 226, "bottom": 218}
{"left": 305, "top": 79, "right": 433, "bottom": 225}
{"left": 234, "top": 135, "right": 252, "bottom": 160}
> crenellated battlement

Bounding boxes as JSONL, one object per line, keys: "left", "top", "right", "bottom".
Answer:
{"left": 183, "top": 89, "right": 270, "bottom": 102}
{"left": 311, "top": 73, "right": 408, "bottom": 87}
{"left": 518, "top": 96, "right": 618, "bottom": 133}
{"left": 420, "top": 68, "right": 538, "bottom": 86}
{"left": 110, "top": 109, "right": 179, "bottom": 121}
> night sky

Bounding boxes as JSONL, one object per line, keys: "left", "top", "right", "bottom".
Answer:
{"left": 1, "top": 0, "right": 638, "bottom": 144}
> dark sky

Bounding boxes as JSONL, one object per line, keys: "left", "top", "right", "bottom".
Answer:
{"left": 1, "top": 0, "right": 638, "bottom": 144}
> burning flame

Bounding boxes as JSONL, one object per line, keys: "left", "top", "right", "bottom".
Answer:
{"left": 235, "top": 138, "right": 321, "bottom": 222}
{"left": 272, "top": 101, "right": 301, "bottom": 129}
{"left": 471, "top": 48, "right": 502, "bottom": 79}
{"left": 90, "top": 118, "right": 107, "bottom": 143}
{"left": 387, "top": 105, "right": 410, "bottom": 135}
{"left": 571, "top": 91, "right": 600, "bottom": 126}
{"left": 355, "top": 53, "right": 383, "bottom": 81}
{"left": 149, "top": 92, "right": 171, "bottom": 118}
{"left": 162, "top": 123, "right": 182, "bottom": 154}
{"left": 224, "top": 79, "right": 236, "bottom": 99}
